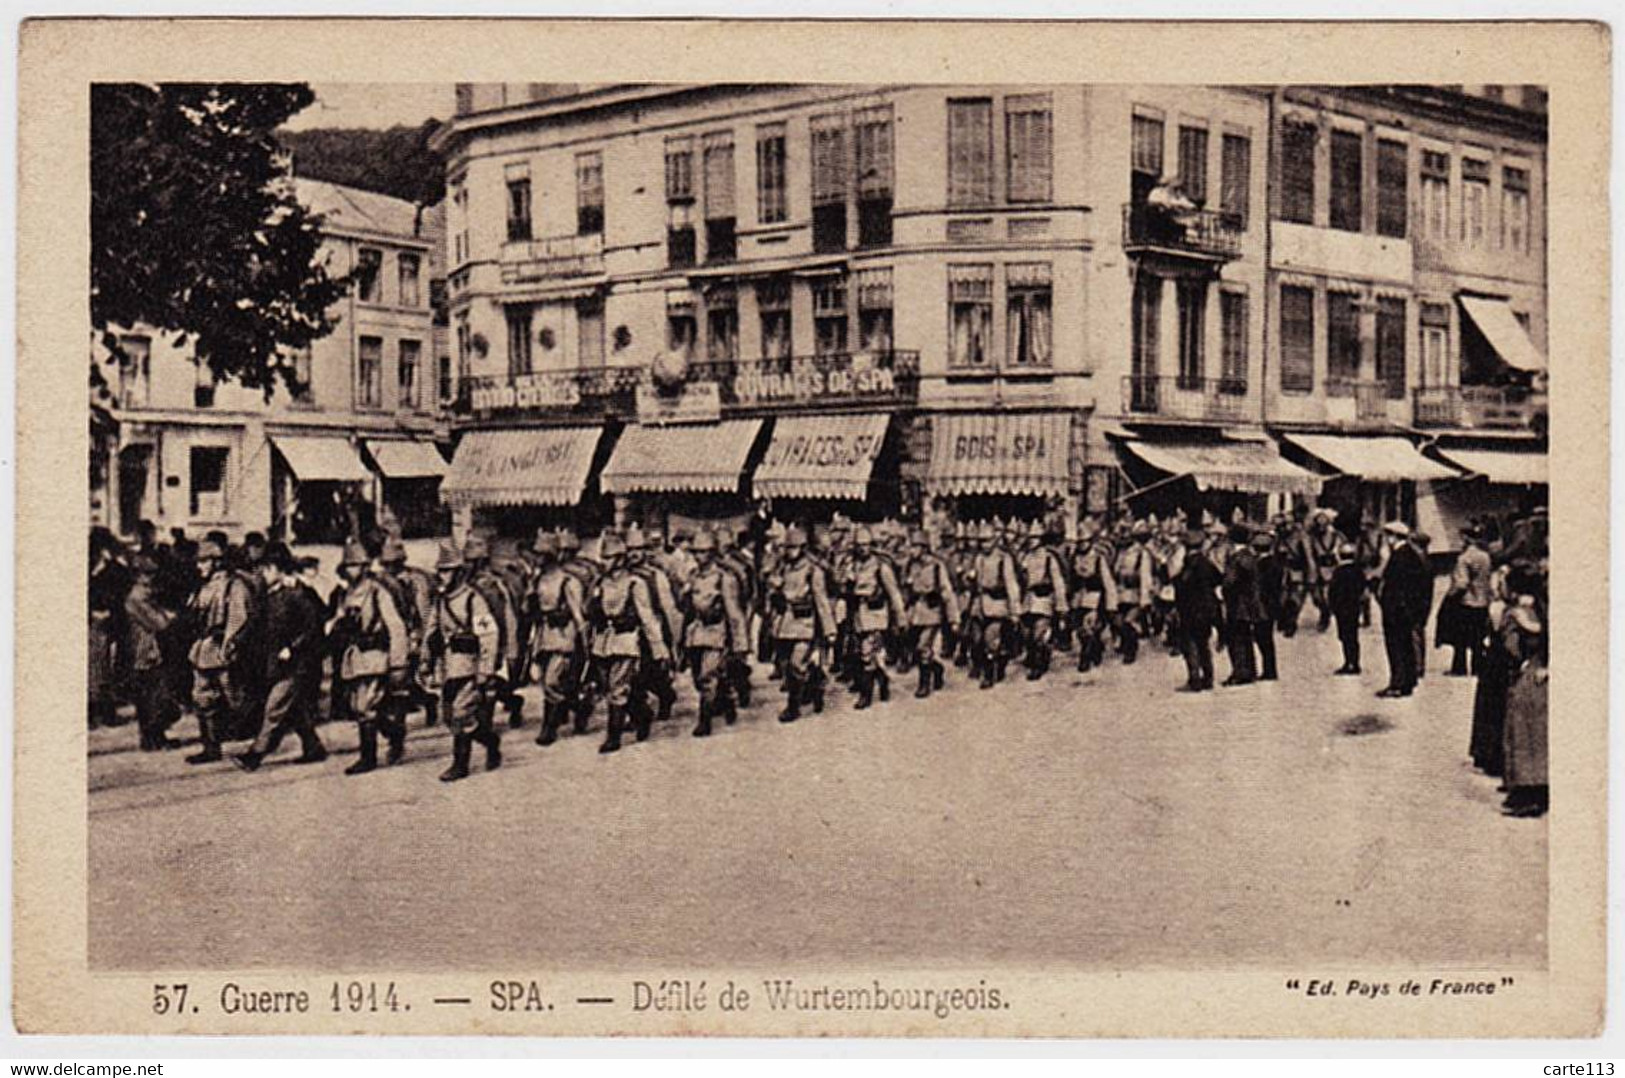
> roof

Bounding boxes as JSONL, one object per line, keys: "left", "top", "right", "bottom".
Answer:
{"left": 294, "top": 178, "right": 427, "bottom": 243}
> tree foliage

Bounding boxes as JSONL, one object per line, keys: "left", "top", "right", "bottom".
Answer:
{"left": 277, "top": 121, "right": 446, "bottom": 207}
{"left": 91, "top": 82, "right": 349, "bottom": 394}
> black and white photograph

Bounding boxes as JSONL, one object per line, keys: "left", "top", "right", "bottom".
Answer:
{"left": 12, "top": 17, "right": 1609, "bottom": 1042}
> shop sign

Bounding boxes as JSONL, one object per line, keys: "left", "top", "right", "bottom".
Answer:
{"left": 469, "top": 372, "right": 581, "bottom": 413}
{"left": 636, "top": 381, "right": 723, "bottom": 426}
{"left": 731, "top": 361, "right": 899, "bottom": 407}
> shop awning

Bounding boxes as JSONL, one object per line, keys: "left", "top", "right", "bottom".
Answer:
{"left": 441, "top": 427, "right": 603, "bottom": 508}
{"left": 365, "top": 439, "right": 448, "bottom": 479}
{"left": 925, "top": 412, "right": 1072, "bottom": 497}
{"left": 1459, "top": 296, "right": 1546, "bottom": 373}
{"left": 600, "top": 419, "right": 763, "bottom": 495}
{"left": 1119, "top": 437, "right": 1322, "bottom": 496}
{"left": 1282, "top": 433, "right": 1459, "bottom": 483}
{"left": 271, "top": 435, "right": 371, "bottom": 483}
{"left": 1433, "top": 447, "right": 1548, "bottom": 486}
{"left": 753, "top": 413, "right": 889, "bottom": 500}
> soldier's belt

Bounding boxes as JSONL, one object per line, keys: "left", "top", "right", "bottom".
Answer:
{"left": 543, "top": 610, "right": 572, "bottom": 628}
{"left": 353, "top": 630, "right": 389, "bottom": 652}
{"left": 1029, "top": 583, "right": 1054, "bottom": 597}
{"left": 984, "top": 587, "right": 1007, "bottom": 600}
{"left": 863, "top": 596, "right": 888, "bottom": 611}
{"left": 448, "top": 634, "right": 480, "bottom": 655}
{"left": 788, "top": 600, "right": 815, "bottom": 616}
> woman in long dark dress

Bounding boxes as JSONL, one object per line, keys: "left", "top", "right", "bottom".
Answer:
{"left": 1467, "top": 574, "right": 1511, "bottom": 777}
{"left": 1500, "top": 568, "right": 1549, "bottom": 817}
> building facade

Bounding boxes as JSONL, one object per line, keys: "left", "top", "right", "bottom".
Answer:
{"left": 431, "top": 82, "right": 1546, "bottom": 542}
{"left": 93, "top": 179, "right": 453, "bottom": 542}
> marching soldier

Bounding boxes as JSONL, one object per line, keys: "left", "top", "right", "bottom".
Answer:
{"left": 625, "top": 526, "right": 682, "bottom": 725}
{"left": 462, "top": 534, "right": 524, "bottom": 729}
{"left": 717, "top": 527, "right": 757, "bottom": 708}
{"left": 1017, "top": 520, "right": 1069, "bottom": 680}
{"left": 558, "top": 529, "right": 601, "bottom": 732}
{"left": 490, "top": 538, "right": 534, "bottom": 728}
{"left": 378, "top": 533, "right": 440, "bottom": 727}
{"left": 1252, "top": 528, "right": 1283, "bottom": 681}
{"left": 949, "top": 523, "right": 978, "bottom": 668}
{"left": 1220, "top": 523, "right": 1263, "bottom": 686}
{"left": 590, "top": 531, "right": 671, "bottom": 754}
{"left": 1070, "top": 515, "right": 1119, "bottom": 672}
{"left": 183, "top": 537, "right": 253, "bottom": 765}
{"left": 529, "top": 531, "right": 586, "bottom": 747}
{"left": 903, "top": 529, "right": 961, "bottom": 699}
{"left": 427, "top": 540, "right": 502, "bottom": 782}
{"left": 334, "top": 538, "right": 411, "bottom": 776}
{"left": 845, "top": 526, "right": 907, "bottom": 710}
{"left": 971, "top": 521, "right": 1023, "bottom": 689}
{"left": 1114, "top": 520, "right": 1156, "bottom": 664}
{"left": 684, "top": 528, "right": 749, "bottom": 737}
{"left": 768, "top": 525, "right": 836, "bottom": 723}
{"left": 235, "top": 543, "right": 328, "bottom": 771}
{"left": 1278, "top": 511, "right": 1313, "bottom": 638}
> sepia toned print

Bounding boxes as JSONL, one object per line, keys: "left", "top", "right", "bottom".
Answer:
{"left": 16, "top": 19, "right": 1608, "bottom": 1038}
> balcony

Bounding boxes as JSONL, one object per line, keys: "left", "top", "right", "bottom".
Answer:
{"left": 500, "top": 233, "right": 606, "bottom": 284}
{"left": 1412, "top": 385, "right": 1549, "bottom": 431}
{"left": 1326, "top": 379, "right": 1400, "bottom": 425}
{"left": 1123, "top": 375, "right": 1249, "bottom": 423}
{"left": 455, "top": 366, "right": 640, "bottom": 421}
{"left": 1122, "top": 203, "right": 1243, "bottom": 265}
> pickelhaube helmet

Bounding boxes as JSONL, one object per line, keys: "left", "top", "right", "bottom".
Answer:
{"left": 380, "top": 534, "right": 408, "bottom": 564}
{"left": 783, "top": 524, "right": 808, "bottom": 549}
{"left": 462, "top": 534, "right": 490, "bottom": 561}
{"left": 1131, "top": 519, "right": 1152, "bottom": 539}
{"left": 690, "top": 528, "right": 716, "bottom": 553}
{"left": 196, "top": 538, "right": 226, "bottom": 560}
{"left": 342, "top": 538, "right": 371, "bottom": 567}
{"left": 854, "top": 525, "right": 874, "bottom": 546}
{"left": 1027, "top": 520, "right": 1045, "bottom": 540}
{"left": 558, "top": 529, "right": 581, "bottom": 552}
{"left": 624, "top": 525, "right": 646, "bottom": 552}
{"left": 598, "top": 531, "right": 626, "bottom": 558}
{"left": 532, "top": 529, "right": 558, "bottom": 555}
{"left": 435, "top": 539, "right": 464, "bottom": 570}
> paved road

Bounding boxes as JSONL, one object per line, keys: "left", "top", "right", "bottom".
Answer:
{"left": 88, "top": 618, "right": 1545, "bottom": 972}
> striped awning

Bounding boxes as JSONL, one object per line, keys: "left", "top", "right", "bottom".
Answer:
{"left": 925, "top": 412, "right": 1071, "bottom": 497}
{"left": 1459, "top": 295, "right": 1546, "bottom": 373}
{"left": 1282, "top": 434, "right": 1459, "bottom": 483}
{"left": 1120, "top": 437, "right": 1322, "bottom": 496}
{"left": 754, "top": 413, "right": 889, "bottom": 500}
{"left": 441, "top": 427, "right": 602, "bottom": 508}
{"left": 1433, "top": 447, "right": 1548, "bottom": 486}
{"left": 270, "top": 435, "right": 371, "bottom": 483}
{"left": 600, "top": 419, "right": 763, "bottom": 495}
{"left": 365, "top": 439, "right": 449, "bottom": 479}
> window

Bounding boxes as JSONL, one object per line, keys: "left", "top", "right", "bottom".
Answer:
{"left": 189, "top": 446, "right": 229, "bottom": 518}
{"left": 755, "top": 123, "right": 787, "bottom": 224}
{"left": 1220, "top": 291, "right": 1248, "bottom": 393}
{"left": 577, "top": 297, "right": 605, "bottom": 368}
{"left": 506, "top": 178, "right": 532, "bottom": 242}
{"left": 437, "top": 354, "right": 453, "bottom": 405}
{"left": 811, "top": 113, "right": 849, "bottom": 253}
{"left": 1279, "top": 284, "right": 1315, "bottom": 392}
{"left": 1176, "top": 279, "right": 1207, "bottom": 387}
{"left": 398, "top": 254, "right": 422, "bottom": 307}
{"left": 1130, "top": 274, "right": 1161, "bottom": 410}
{"left": 398, "top": 339, "right": 421, "bottom": 410}
{"left": 357, "top": 335, "right": 383, "bottom": 408}
{"left": 665, "top": 136, "right": 697, "bottom": 268}
{"left": 1375, "top": 296, "right": 1406, "bottom": 400}
{"left": 1329, "top": 128, "right": 1363, "bottom": 232}
{"left": 1376, "top": 138, "right": 1408, "bottom": 238}
{"left": 855, "top": 105, "right": 894, "bottom": 247}
{"left": 576, "top": 151, "right": 604, "bottom": 235}
{"left": 947, "top": 98, "right": 994, "bottom": 207}
{"left": 1279, "top": 120, "right": 1316, "bottom": 225}
{"left": 1421, "top": 150, "right": 1451, "bottom": 240}
{"left": 1131, "top": 112, "right": 1165, "bottom": 205}
{"left": 194, "top": 356, "right": 214, "bottom": 408}
{"left": 116, "top": 333, "right": 151, "bottom": 408}
{"left": 290, "top": 344, "right": 313, "bottom": 404}
{"left": 455, "top": 316, "right": 472, "bottom": 385}
{"left": 506, "top": 308, "right": 533, "bottom": 377}
{"left": 667, "top": 294, "right": 698, "bottom": 360}
{"left": 857, "top": 268, "right": 893, "bottom": 353}
{"left": 1502, "top": 166, "right": 1530, "bottom": 253}
{"left": 1326, "top": 291, "right": 1360, "bottom": 390}
{"left": 1178, "top": 124, "right": 1208, "bottom": 205}
{"left": 813, "top": 276, "right": 848, "bottom": 356}
{"left": 356, "top": 247, "right": 383, "bottom": 303}
{"left": 1461, "top": 157, "right": 1489, "bottom": 248}
{"left": 1420, "top": 302, "right": 1451, "bottom": 387}
{"left": 1006, "top": 94, "right": 1053, "bottom": 203}
{"left": 705, "top": 286, "right": 738, "bottom": 361}
{"left": 947, "top": 264, "right": 993, "bottom": 369}
{"left": 757, "top": 277, "right": 792, "bottom": 360}
{"left": 1006, "top": 263, "right": 1053, "bottom": 368}
{"left": 1220, "top": 132, "right": 1250, "bottom": 227}
{"left": 703, "top": 132, "right": 736, "bottom": 262}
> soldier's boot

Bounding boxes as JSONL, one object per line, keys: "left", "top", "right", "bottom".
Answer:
{"left": 979, "top": 653, "right": 997, "bottom": 689}
{"left": 656, "top": 681, "right": 675, "bottom": 724}
{"left": 632, "top": 699, "right": 653, "bottom": 742}
{"left": 438, "top": 733, "right": 472, "bottom": 782}
{"left": 777, "top": 684, "right": 801, "bottom": 724}
{"left": 536, "top": 703, "right": 559, "bottom": 747}
{"left": 345, "top": 721, "right": 379, "bottom": 776}
{"left": 506, "top": 693, "right": 524, "bottom": 729}
{"left": 692, "top": 700, "right": 713, "bottom": 738}
{"left": 599, "top": 708, "right": 625, "bottom": 754}
{"left": 721, "top": 696, "right": 738, "bottom": 726}
{"left": 733, "top": 660, "right": 752, "bottom": 708}
{"left": 853, "top": 671, "right": 873, "bottom": 710}
{"left": 384, "top": 717, "right": 407, "bottom": 766}
{"left": 809, "top": 670, "right": 826, "bottom": 714}
{"left": 915, "top": 664, "right": 932, "bottom": 699}
{"left": 875, "top": 668, "right": 890, "bottom": 702}
{"left": 931, "top": 660, "right": 945, "bottom": 691}
{"left": 573, "top": 701, "right": 591, "bottom": 735}
{"left": 996, "top": 656, "right": 1009, "bottom": 684}
{"left": 481, "top": 726, "right": 502, "bottom": 771}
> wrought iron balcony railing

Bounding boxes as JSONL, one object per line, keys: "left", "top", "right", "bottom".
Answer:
{"left": 1122, "top": 202, "right": 1244, "bottom": 262}
{"left": 1122, "top": 374, "right": 1249, "bottom": 422}
{"left": 1412, "top": 385, "right": 1549, "bottom": 431}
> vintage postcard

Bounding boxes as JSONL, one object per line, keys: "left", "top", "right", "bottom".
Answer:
{"left": 12, "top": 18, "right": 1609, "bottom": 1038}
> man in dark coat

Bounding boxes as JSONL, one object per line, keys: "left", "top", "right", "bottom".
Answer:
{"left": 1173, "top": 528, "right": 1222, "bottom": 692}
{"left": 1377, "top": 521, "right": 1432, "bottom": 698}
{"left": 1220, "top": 523, "right": 1263, "bottom": 686}
{"left": 1251, "top": 528, "right": 1283, "bottom": 681}
{"left": 1328, "top": 541, "right": 1366, "bottom": 674}
{"left": 236, "top": 543, "right": 329, "bottom": 770}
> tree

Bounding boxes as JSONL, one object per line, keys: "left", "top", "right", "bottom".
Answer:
{"left": 277, "top": 121, "right": 446, "bottom": 207}
{"left": 91, "top": 83, "right": 350, "bottom": 394}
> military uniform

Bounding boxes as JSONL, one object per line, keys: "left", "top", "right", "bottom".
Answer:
{"left": 1069, "top": 529, "right": 1119, "bottom": 672}
{"left": 768, "top": 527, "right": 836, "bottom": 723}
{"left": 529, "top": 533, "right": 586, "bottom": 746}
{"left": 717, "top": 530, "right": 757, "bottom": 707}
{"left": 428, "top": 540, "right": 503, "bottom": 781}
{"left": 971, "top": 527, "right": 1023, "bottom": 689}
{"left": 379, "top": 535, "right": 441, "bottom": 727}
{"left": 1017, "top": 522, "right": 1069, "bottom": 680}
{"left": 1114, "top": 524, "right": 1156, "bottom": 664}
{"left": 590, "top": 534, "right": 670, "bottom": 754}
{"left": 903, "top": 534, "right": 961, "bottom": 698}
{"left": 335, "top": 541, "right": 412, "bottom": 775}
{"left": 558, "top": 531, "right": 601, "bottom": 729}
{"left": 683, "top": 530, "right": 749, "bottom": 737}
{"left": 184, "top": 540, "right": 253, "bottom": 764}
{"left": 626, "top": 527, "right": 681, "bottom": 724}
{"left": 845, "top": 529, "right": 907, "bottom": 710}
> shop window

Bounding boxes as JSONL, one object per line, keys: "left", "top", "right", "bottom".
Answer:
{"left": 755, "top": 123, "right": 787, "bottom": 225}
{"left": 1329, "top": 128, "right": 1363, "bottom": 232}
{"left": 811, "top": 113, "right": 849, "bottom": 253}
{"left": 576, "top": 150, "right": 604, "bottom": 236}
{"left": 1279, "top": 120, "right": 1316, "bottom": 225}
{"left": 1376, "top": 138, "right": 1408, "bottom": 238}
{"left": 855, "top": 105, "right": 894, "bottom": 247}
{"left": 857, "top": 268, "right": 893, "bottom": 353}
{"left": 1006, "top": 93, "right": 1053, "bottom": 203}
{"left": 948, "top": 264, "right": 993, "bottom": 369}
{"left": 757, "top": 277, "right": 792, "bottom": 360}
{"left": 947, "top": 98, "right": 993, "bottom": 207}
{"left": 1279, "top": 284, "right": 1314, "bottom": 393}
{"left": 1006, "top": 263, "right": 1052, "bottom": 368}
{"left": 703, "top": 132, "right": 737, "bottom": 262}
{"left": 189, "top": 446, "right": 229, "bottom": 518}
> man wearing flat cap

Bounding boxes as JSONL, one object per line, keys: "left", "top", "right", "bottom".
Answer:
{"left": 1376, "top": 520, "right": 1431, "bottom": 698}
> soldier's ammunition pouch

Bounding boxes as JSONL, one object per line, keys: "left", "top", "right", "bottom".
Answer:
{"left": 985, "top": 587, "right": 1007, "bottom": 601}
{"left": 788, "top": 599, "right": 815, "bottom": 617}
{"left": 543, "top": 609, "right": 572, "bottom": 629}
{"left": 771, "top": 593, "right": 788, "bottom": 614}
{"left": 863, "top": 595, "right": 888, "bottom": 611}
{"left": 448, "top": 633, "right": 480, "bottom": 655}
{"left": 1029, "top": 582, "right": 1054, "bottom": 598}
{"left": 697, "top": 601, "right": 725, "bottom": 626}
{"left": 916, "top": 592, "right": 942, "bottom": 608}
{"left": 354, "top": 630, "right": 389, "bottom": 652}
{"left": 610, "top": 610, "right": 640, "bottom": 633}
{"left": 1118, "top": 574, "right": 1140, "bottom": 589}
{"left": 1080, "top": 574, "right": 1103, "bottom": 591}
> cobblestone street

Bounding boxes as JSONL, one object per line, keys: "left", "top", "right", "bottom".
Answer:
{"left": 88, "top": 619, "right": 1546, "bottom": 972}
